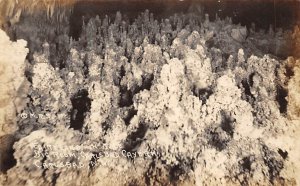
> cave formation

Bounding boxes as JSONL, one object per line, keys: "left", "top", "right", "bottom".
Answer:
{"left": 0, "top": 0, "right": 300, "bottom": 186}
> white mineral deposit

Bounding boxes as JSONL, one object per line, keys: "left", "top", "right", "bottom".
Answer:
{"left": 0, "top": 0, "right": 299, "bottom": 186}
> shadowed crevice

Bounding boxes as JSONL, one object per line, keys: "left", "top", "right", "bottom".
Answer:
{"left": 275, "top": 85, "right": 288, "bottom": 114}
{"left": 0, "top": 135, "right": 17, "bottom": 173}
{"left": 70, "top": 89, "right": 91, "bottom": 131}
{"left": 123, "top": 122, "right": 148, "bottom": 156}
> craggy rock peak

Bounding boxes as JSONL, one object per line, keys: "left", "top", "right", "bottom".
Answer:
{"left": 0, "top": 8, "right": 300, "bottom": 186}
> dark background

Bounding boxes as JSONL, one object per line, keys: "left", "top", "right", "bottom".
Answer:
{"left": 70, "top": 0, "right": 300, "bottom": 39}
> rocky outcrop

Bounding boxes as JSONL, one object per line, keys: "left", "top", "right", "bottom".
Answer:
{"left": 1, "top": 9, "right": 300, "bottom": 186}
{"left": 0, "top": 29, "right": 28, "bottom": 173}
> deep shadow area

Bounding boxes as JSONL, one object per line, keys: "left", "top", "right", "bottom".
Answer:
{"left": 123, "top": 122, "right": 148, "bottom": 156}
{"left": 276, "top": 85, "right": 288, "bottom": 114}
{"left": 220, "top": 111, "right": 235, "bottom": 138}
{"left": 203, "top": 0, "right": 299, "bottom": 30}
{"left": 70, "top": 89, "right": 91, "bottom": 131}
{"left": 0, "top": 135, "right": 17, "bottom": 173}
{"left": 240, "top": 156, "right": 252, "bottom": 173}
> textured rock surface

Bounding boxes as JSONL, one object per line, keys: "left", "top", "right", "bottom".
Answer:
{"left": 0, "top": 29, "right": 28, "bottom": 173}
{"left": 287, "top": 59, "right": 300, "bottom": 119}
{"left": 231, "top": 27, "right": 247, "bottom": 42}
{"left": 1, "top": 9, "right": 300, "bottom": 186}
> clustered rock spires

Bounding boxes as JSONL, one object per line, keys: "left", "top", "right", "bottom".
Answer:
{"left": 0, "top": 9, "right": 300, "bottom": 186}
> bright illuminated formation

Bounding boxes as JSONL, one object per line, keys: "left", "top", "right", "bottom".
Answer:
{"left": 0, "top": 8, "right": 300, "bottom": 186}
{"left": 0, "top": 29, "right": 28, "bottom": 173}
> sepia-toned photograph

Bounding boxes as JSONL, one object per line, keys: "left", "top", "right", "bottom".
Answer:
{"left": 0, "top": 0, "right": 299, "bottom": 185}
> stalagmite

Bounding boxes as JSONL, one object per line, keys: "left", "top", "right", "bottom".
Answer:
{"left": 0, "top": 2, "right": 299, "bottom": 185}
